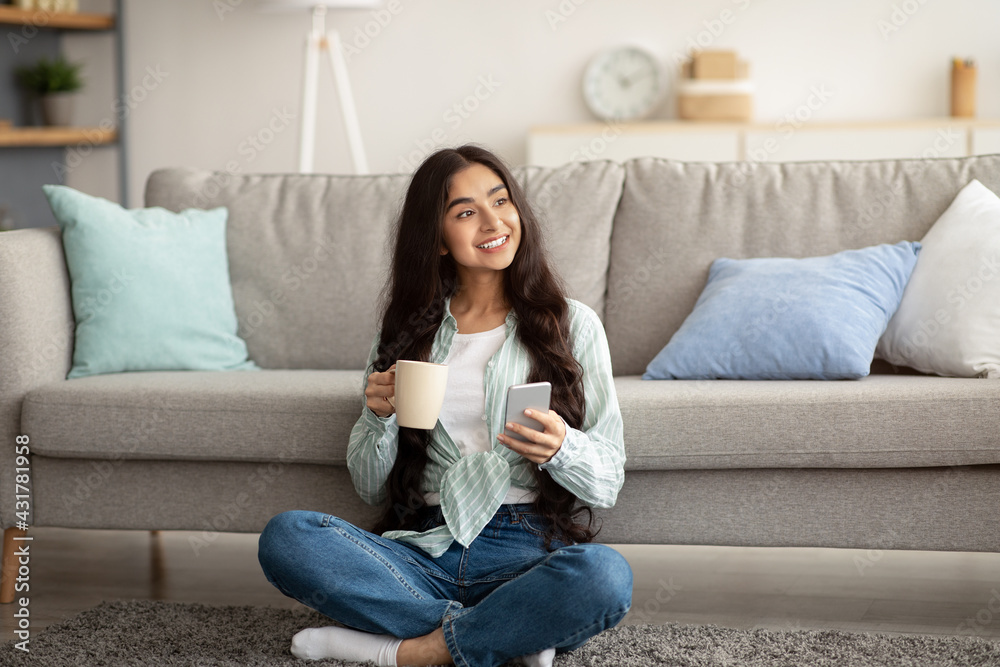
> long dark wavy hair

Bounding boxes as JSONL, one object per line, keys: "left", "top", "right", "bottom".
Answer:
{"left": 368, "top": 144, "right": 596, "bottom": 548}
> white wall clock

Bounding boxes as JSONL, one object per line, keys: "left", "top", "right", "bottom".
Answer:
{"left": 583, "top": 46, "right": 666, "bottom": 122}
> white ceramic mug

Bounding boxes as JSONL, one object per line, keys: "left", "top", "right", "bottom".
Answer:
{"left": 387, "top": 360, "right": 449, "bottom": 429}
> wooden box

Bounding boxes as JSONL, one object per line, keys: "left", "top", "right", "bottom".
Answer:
{"left": 677, "top": 81, "right": 753, "bottom": 121}
{"left": 693, "top": 51, "right": 737, "bottom": 79}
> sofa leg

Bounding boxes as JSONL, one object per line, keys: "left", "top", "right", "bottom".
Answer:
{"left": 150, "top": 530, "right": 166, "bottom": 598}
{"left": 1, "top": 526, "right": 28, "bottom": 604}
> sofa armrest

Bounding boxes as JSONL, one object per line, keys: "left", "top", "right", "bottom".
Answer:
{"left": 0, "top": 227, "right": 75, "bottom": 530}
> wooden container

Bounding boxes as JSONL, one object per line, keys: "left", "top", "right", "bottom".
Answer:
{"left": 683, "top": 52, "right": 750, "bottom": 80}
{"left": 693, "top": 51, "right": 738, "bottom": 79}
{"left": 951, "top": 60, "right": 977, "bottom": 118}
{"left": 677, "top": 79, "right": 754, "bottom": 121}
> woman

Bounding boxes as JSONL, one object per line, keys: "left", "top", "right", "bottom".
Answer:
{"left": 258, "top": 145, "right": 631, "bottom": 667}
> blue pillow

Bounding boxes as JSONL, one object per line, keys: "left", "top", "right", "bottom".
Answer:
{"left": 643, "top": 241, "right": 921, "bottom": 380}
{"left": 43, "top": 185, "right": 260, "bottom": 379}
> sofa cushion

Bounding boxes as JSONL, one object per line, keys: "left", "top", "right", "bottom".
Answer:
{"left": 42, "top": 184, "right": 258, "bottom": 379}
{"left": 23, "top": 371, "right": 1000, "bottom": 470}
{"left": 515, "top": 161, "right": 624, "bottom": 319}
{"left": 143, "top": 169, "right": 411, "bottom": 371}
{"left": 877, "top": 179, "right": 1000, "bottom": 379}
{"left": 23, "top": 370, "right": 365, "bottom": 465}
{"left": 606, "top": 154, "right": 1000, "bottom": 376}
{"left": 615, "top": 374, "right": 1000, "bottom": 470}
{"left": 642, "top": 241, "right": 920, "bottom": 380}
{"left": 143, "top": 162, "right": 623, "bottom": 370}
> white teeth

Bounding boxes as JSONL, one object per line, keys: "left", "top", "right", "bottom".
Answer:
{"left": 477, "top": 235, "right": 508, "bottom": 250}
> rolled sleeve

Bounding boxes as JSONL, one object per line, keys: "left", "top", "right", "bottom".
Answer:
{"left": 345, "top": 334, "right": 400, "bottom": 505}
{"left": 539, "top": 415, "right": 579, "bottom": 471}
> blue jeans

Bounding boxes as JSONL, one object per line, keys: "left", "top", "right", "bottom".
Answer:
{"left": 257, "top": 504, "right": 633, "bottom": 667}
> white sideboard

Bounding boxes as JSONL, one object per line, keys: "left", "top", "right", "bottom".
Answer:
{"left": 527, "top": 118, "right": 1000, "bottom": 167}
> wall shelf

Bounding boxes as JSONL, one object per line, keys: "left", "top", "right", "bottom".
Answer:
{"left": 0, "top": 0, "right": 126, "bottom": 228}
{"left": 0, "top": 126, "right": 116, "bottom": 147}
{"left": 0, "top": 7, "right": 114, "bottom": 30}
{"left": 528, "top": 117, "right": 1000, "bottom": 166}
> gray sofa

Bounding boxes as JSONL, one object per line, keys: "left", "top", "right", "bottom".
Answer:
{"left": 3, "top": 154, "right": 1000, "bottom": 603}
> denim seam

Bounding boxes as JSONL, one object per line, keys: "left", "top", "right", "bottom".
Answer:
{"left": 462, "top": 572, "right": 521, "bottom": 586}
{"left": 333, "top": 527, "right": 426, "bottom": 601}
{"left": 366, "top": 535, "right": 422, "bottom": 564}
{"left": 457, "top": 547, "right": 469, "bottom": 603}
{"left": 552, "top": 603, "right": 632, "bottom": 652}
{"left": 518, "top": 521, "right": 548, "bottom": 539}
{"left": 517, "top": 515, "right": 563, "bottom": 541}
{"left": 416, "top": 568, "right": 462, "bottom": 587}
{"left": 442, "top": 611, "right": 472, "bottom": 667}
{"left": 325, "top": 515, "right": 421, "bottom": 567}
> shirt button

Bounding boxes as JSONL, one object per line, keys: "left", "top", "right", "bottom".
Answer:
{"left": 481, "top": 414, "right": 487, "bottom": 421}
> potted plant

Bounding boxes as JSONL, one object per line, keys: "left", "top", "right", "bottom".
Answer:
{"left": 14, "top": 55, "right": 84, "bottom": 127}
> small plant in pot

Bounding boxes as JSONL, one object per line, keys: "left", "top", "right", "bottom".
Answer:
{"left": 14, "top": 55, "right": 84, "bottom": 127}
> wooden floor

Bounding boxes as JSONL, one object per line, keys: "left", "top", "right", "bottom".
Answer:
{"left": 3, "top": 527, "right": 1000, "bottom": 643}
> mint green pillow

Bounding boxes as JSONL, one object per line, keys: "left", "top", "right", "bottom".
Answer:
{"left": 43, "top": 185, "right": 259, "bottom": 379}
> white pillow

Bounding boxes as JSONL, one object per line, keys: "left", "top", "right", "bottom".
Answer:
{"left": 876, "top": 179, "right": 1000, "bottom": 378}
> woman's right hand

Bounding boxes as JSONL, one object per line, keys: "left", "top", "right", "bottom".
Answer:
{"left": 365, "top": 364, "right": 396, "bottom": 418}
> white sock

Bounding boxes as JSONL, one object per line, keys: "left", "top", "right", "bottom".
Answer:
{"left": 518, "top": 647, "right": 556, "bottom": 667}
{"left": 290, "top": 625, "right": 402, "bottom": 665}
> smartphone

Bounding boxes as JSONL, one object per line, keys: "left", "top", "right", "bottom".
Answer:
{"left": 504, "top": 382, "right": 552, "bottom": 443}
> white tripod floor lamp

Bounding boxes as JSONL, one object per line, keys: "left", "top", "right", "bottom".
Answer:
{"left": 259, "top": 0, "right": 378, "bottom": 174}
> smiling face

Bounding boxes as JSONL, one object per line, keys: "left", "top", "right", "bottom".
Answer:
{"left": 440, "top": 162, "right": 521, "bottom": 279}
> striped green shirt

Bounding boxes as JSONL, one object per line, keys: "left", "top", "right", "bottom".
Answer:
{"left": 346, "top": 297, "right": 625, "bottom": 557}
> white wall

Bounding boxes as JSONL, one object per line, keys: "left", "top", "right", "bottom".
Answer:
{"left": 64, "top": 0, "right": 1000, "bottom": 206}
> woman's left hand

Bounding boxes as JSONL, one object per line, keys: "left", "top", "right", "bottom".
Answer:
{"left": 498, "top": 409, "right": 566, "bottom": 465}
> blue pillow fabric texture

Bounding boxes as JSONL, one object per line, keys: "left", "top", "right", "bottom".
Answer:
{"left": 43, "top": 184, "right": 259, "bottom": 379}
{"left": 643, "top": 241, "right": 922, "bottom": 380}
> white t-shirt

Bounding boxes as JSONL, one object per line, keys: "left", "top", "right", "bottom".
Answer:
{"left": 423, "top": 322, "right": 538, "bottom": 506}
